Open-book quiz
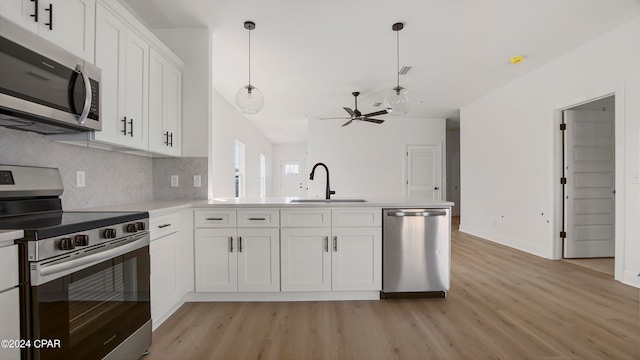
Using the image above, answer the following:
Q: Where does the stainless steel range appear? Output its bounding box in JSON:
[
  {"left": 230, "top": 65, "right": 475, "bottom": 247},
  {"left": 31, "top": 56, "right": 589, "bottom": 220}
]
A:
[{"left": 0, "top": 165, "right": 151, "bottom": 360}]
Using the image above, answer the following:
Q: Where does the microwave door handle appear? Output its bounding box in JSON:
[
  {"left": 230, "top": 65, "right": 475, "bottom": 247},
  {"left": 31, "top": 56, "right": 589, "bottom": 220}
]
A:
[{"left": 74, "top": 64, "right": 92, "bottom": 125}]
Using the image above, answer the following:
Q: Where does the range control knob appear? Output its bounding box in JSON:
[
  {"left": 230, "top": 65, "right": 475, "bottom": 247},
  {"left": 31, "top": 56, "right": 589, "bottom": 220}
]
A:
[
  {"left": 126, "top": 223, "right": 138, "bottom": 233},
  {"left": 59, "top": 237, "right": 75, "bottom": 250},
  {"left": 135, "top": 222, "right": 146, "bottom": 231},
  {"left": 74, "top": 234, "right": 89, "bottom": 246},
  {"left": 104, "top": 228, "right": 117, "bottom": 239}
]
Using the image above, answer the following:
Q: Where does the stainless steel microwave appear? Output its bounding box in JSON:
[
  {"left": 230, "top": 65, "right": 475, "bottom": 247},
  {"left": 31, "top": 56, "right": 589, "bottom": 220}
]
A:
[{"left": 0, "top": 16, "right": 101, "bottom": 135}]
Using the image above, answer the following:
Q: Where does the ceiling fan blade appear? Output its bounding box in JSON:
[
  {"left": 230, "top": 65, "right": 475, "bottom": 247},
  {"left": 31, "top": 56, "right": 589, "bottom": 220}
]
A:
[
  {"left": 341, "top": 120, "right": 353, "bottom": 127},
  {"left": 319, "top": 117, "right": 350, "bottom": 120},
  {"left": 363, "top": 109, "right": 388, "bottom": 117},
  {"left": 362, "top": 118, "right": 385, "bottom": 124},
  {"left": 343, "top": 107, "right": 356, "bottom": 116}
]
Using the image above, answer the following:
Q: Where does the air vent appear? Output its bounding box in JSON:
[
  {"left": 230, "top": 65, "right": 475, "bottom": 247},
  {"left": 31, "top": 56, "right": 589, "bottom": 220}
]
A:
[{"left": 398, "top": 66, "right": 412, "bottom": 75}]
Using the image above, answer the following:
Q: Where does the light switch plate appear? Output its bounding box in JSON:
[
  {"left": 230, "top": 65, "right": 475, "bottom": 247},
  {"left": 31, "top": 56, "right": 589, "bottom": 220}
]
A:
[
  {"left": 193, "top": 175, "right": 201, "bottom": 187},
  {"left": 171, "top": 175, "right": 179, "bottom": 187},
  {"left": 76, "top": 171, "right": 85, "bottom": 188}
]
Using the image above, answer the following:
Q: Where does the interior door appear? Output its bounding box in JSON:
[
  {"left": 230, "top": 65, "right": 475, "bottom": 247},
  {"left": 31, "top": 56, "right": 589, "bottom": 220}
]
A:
[
  {"left": 563, "top": 109, "right": 615, "bottom": 258},
  {"left": 405, "top": 144, "right": 442, "bottom": 200}
]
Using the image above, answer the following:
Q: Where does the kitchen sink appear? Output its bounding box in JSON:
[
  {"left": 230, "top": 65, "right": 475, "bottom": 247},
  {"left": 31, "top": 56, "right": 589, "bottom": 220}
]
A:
[{"left": 289, "top": 199, "right": 367, "bottom": 203}]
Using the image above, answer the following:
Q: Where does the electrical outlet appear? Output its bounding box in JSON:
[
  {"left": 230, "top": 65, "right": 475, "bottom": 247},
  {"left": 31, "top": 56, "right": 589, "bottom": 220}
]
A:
[
  {"left": 76, "top": 171, "right": 85, "bottom": 188},
  {"left": 632, "top": 173, "right": 640, "bottom": 184},
  {"left": 171, "top": 175, "right": 179, "bottom": 187},
  {"left": 193, "top": 175, "right": 201, "bottom": 187}
]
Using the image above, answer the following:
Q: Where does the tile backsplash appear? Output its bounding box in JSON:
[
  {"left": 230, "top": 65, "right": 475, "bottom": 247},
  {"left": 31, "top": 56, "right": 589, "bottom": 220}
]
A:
[
  {"left": 152, "top": 157, "right": 208, "bottom": 200},
  {"left": 0, "top": 127, "right": 208, "bottom": 209}
]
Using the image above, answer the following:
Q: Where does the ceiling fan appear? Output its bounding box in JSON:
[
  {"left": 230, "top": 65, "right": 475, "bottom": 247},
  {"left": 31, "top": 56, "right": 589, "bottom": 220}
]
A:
[{"left": 320, "top": 92, "right": 388, "bottom": 127}]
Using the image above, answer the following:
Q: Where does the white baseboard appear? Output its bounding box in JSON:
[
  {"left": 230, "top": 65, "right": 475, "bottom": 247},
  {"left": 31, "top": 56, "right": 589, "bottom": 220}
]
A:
[
  {"left": 458, "top": 224, "right": 550, "bottom": 259},
  {"left": 622, "top": 270, "right": 640, "bottom": 288},
  {"left": 185, "top": 291, "right": 380, "bottom": 302}
]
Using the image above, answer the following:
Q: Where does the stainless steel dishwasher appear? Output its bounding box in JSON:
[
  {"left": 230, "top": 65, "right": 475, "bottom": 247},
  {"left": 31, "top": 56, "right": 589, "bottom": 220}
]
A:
[{"left": 381, "top": 208, "right": 451, "bottom": 298}]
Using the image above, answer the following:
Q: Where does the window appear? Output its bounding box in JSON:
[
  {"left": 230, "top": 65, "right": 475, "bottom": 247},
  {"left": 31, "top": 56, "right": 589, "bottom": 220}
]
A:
[
  {"left": 234, "top": 141, "right": 245, "bottom": 197},
  {"left": 259, "top": 154, "right": 266, "bottom": 198},
  {"left": 284, "top": 163, "right": 299, "bottom": 176}
]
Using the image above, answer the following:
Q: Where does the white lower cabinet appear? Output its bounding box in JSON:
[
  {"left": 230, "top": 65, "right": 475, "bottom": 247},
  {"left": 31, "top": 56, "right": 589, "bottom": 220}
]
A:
[
  {"left": 194, "top": 227, "right": 280, "bottom": 292},
  {"left": 280, "top": 227, "right": 381, "bottom": 292},
  {"left": 149, "top": 211, "right": 188, "bottom": 329},
  {"left": 0, "top": 244, "right": 19, "bottom": 360},
  {"left": 281, "top": 208, "right": 382, "bottom": 292}
]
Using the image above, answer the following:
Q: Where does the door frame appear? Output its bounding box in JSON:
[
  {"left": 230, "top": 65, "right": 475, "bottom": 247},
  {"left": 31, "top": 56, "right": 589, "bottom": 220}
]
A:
[
  {"left": 553, "top": 85, "right": 625, "bottom": 282},
  {"left": 403, "top": 143, "right": 445, "bottom": 200}
]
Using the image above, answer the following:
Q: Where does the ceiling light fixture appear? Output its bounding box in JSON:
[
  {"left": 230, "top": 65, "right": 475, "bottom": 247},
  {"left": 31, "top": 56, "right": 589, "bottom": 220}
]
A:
[
  {"left": 236, "top": 21, "right": 264, "bottom": 114},
  {"left": 384, "top": 22, "right": 412, "bottom": 115}
]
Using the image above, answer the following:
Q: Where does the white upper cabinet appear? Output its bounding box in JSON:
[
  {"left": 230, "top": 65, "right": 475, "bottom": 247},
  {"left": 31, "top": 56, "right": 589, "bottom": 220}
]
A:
[
  {"left": 93, "top": 3, "right": 148, "bottom": 150},
  {"left": 0, "top": 0, "right": 95, "bottom": 62},
  {"left": 149, "top": 47, "right": 182, "bottom": 156}
]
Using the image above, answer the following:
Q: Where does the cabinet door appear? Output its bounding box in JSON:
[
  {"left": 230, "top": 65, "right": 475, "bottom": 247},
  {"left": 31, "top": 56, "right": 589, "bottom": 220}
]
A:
[
  {"left": 237, "top": 228, "right": 280, "bottom": 292},
  {"left": 0, "top": 0, "right": 40, "bottom": 33},
  {"left": 122, "top": 29, "right": 149, "bottom": 149},
  {"left": 280, "top": 228, "right": 331, "bottom": 292},
  {"left": 0, "top": 288, "right": 20, "bottom": 360},
  {"left": 331, "top": 227, "right": 382, "bottom": 291},
  {"left": 149, "top": 48, "right": 182, "bottom": 156},
  {"left": 94, "top": 4, "right": 127, "bottom": 144},
  {"left": 195, "top": 229, "right": 237, "bottom": 292},
  {"left": 37, "top": 0, "right": 95, "bottom": 62},
  {"left": 150, "top": 232, "right": 180, "bottom": 324}
]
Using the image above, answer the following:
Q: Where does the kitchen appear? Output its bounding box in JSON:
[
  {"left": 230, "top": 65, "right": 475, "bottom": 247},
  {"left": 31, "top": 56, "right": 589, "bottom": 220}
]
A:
[{"left": 0, "top": 0, "right": 639, "bottom": 359}]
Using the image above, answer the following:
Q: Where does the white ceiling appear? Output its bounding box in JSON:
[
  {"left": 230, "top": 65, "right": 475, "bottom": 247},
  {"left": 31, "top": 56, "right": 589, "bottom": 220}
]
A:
[{"left": 121, "top": 0, "right": 639, "bottom": 144}]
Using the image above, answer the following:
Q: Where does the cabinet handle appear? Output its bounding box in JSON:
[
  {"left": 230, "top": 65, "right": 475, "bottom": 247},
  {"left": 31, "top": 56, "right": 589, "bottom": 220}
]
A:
[
  {"left": 30, "top": 0, "right": 38, "bottom": 22},
  {"left": 324, "top": 236, "right": 329, "bottom": 252},
  {"left": 229, "top": 237, "right": 233, "bottom": 253},
  {"left": 44, "top": 3, "right": 52, "bottom": 30},
  {"left": 238, "top": 237, "right": 243, "bottom": 253},
  {"left": 121, "top": 117, "right": 127, "bottom": 135},
  {"left": 206, "top": 217, "right": 223, "bottom": 221},
  {"left": 333, "top": 236, "right": 338, "bottom": 252},
  {"left": 164, "top": 131, "right": 170, "bottom": 146},
  {"left": 128, "top": 118, "right": 134, "bottom": 137},
  {"left": 248, "top": 217, "right": 266, "bottom": 221},
  {"left": 169, "top": 132, "right": 173, "bottom": 147},
  {"left": 158, "top": 224, "right": 171, "bottom": 229}
]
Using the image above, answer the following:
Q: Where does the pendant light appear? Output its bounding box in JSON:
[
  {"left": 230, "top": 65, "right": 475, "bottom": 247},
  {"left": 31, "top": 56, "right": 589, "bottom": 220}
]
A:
[
  {"left": 383, "top": 22, "right": 412, "bottom": 115},
  {"left": 236, "top": 21, "right": 264, "bottom": 114}
]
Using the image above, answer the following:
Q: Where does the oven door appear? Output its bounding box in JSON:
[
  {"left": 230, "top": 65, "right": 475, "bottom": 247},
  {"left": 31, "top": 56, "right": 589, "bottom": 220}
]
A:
[{"left": 27, "top": 236, "right": 150, "bottom": 360}]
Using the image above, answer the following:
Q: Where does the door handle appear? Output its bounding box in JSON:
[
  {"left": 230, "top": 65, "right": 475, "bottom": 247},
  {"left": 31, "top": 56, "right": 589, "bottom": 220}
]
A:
[
  {"left": 229, "top": 237, "right": 234, "bottom": 253},
  {"left": 387, "top": 211, "right": 447, "bottom": 217},
  {"left": 30, "top": 0, "right": 38, "bottom": 22},
  {"left": 333, "top": 236, "right": 337, "bottom": 252},
  {"left": 128, "top": 118, "right": 134, "bottom": 137},
  {"left": 121, "top": 117, "right": 127, "bottom": 135},
  {"left": 434, "top": 187, "right": 440, "bottom": 190},
  {"left": 44, "top": 3, "right": 52, "bottom": 30},
  {"left": 248, "top": 217, "right": 266, "bottom": 221},
  {"left": 324, "top": 236, "right": 328, "bottom": 252},
  {"left": 74, "top": 64, "right": 92, "bottom": 125},
  {"left": 238, "top": 237, "right": 243, "bottom": 253}
]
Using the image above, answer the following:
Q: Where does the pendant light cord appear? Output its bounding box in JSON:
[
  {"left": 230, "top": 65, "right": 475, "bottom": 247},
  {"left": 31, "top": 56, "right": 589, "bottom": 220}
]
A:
[
  {"left": 396, "top": 29, "right": 400, "bottom": 88},
  {"left": 248, "top": 28, "right": 252, "bottom": 87}
]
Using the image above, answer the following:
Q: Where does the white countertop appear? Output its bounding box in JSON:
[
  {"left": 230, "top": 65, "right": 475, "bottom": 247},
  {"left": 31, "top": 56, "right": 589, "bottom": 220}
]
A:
[
  {"left": 75, "top": 197, "right": 453, "bottom": 215},
  {"left": 0, "top": 230, "right": 23, "bottom": 247}
]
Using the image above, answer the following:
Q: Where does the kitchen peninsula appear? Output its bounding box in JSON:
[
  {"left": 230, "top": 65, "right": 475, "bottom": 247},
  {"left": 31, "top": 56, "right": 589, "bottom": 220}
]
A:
[{"left": 82, "top": 198, "right": 453, "bottom": 328}]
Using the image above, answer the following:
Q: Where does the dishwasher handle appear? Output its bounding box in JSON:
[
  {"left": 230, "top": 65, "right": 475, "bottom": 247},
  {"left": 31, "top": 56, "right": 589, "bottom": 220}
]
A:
[{"left": 387, "top": 210, "right": 447, "bottom": 217}]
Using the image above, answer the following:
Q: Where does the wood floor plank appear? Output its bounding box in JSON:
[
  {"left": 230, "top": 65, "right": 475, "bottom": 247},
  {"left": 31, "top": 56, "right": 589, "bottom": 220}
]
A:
[{"left": 146, "top": 223, "right": 639, "bottom": 360}]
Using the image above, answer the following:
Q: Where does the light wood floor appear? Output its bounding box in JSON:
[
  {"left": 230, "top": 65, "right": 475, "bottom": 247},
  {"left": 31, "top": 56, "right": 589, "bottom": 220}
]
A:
[{"left": 147, "top": 221, "right": 639, "bottom": 360}]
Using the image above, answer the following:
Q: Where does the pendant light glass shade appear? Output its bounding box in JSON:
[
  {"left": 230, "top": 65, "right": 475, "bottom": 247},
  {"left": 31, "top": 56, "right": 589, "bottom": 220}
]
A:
[
  {"left": 384, "top": 86, "right": 412, "bottom": 115},
  {"left": 236, "top": 85, "right": 264, "bottom": 114},
  {"left": 236, "top": 21, "right": 263, "bottom": 114},
  {"left": 384, "top": 22, "right": 411, "bottom": 116}
]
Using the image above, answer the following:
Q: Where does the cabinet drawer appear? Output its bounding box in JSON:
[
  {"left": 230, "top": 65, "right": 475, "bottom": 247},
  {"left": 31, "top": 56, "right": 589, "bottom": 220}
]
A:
[
  {"left": 332, "top": 208, "right": 381, "bottom": 227},
  {"left": 194, "top": 210, "right": 237, "bottom": 228},
  {"left": 0, "top": 245, "right": 19, "bottom": 292},
  {"left": 150, "top": 212, "right": 180, "bottom": 240},
  {"left": 281, "top": 209, "right": 331, "bottom": 227},
  {"left": 237, "top": 210, "right": 280, "bottom": 228}
]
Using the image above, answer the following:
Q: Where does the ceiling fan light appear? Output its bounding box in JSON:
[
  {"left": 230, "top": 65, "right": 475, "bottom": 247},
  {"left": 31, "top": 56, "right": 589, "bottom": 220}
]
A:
[
  {"left": 383, "top": 86, "right": 412, "bottom": 115},
  {"left": 236, "top": 84, "right": 264, "bottom": 114}
]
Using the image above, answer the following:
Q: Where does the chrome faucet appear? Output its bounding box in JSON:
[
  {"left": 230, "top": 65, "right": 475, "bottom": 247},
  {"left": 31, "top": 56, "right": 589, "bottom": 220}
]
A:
[{"left": 309, "top": 162, "right": 335, "bottom": 200}]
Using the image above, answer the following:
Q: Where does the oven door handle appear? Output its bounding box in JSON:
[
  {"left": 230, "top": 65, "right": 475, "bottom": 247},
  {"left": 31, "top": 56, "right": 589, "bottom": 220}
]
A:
[{"left": 32, "top": 234, "right": 149, "bottom": 286}]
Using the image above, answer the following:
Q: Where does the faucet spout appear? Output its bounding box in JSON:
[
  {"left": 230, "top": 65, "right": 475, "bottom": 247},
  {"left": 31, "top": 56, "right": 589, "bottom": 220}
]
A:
[{"left": 309, "top": 162, "right": 335, "bottom": 200}]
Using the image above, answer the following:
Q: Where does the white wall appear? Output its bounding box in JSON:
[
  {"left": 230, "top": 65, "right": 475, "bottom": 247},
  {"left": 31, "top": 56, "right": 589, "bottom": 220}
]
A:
[
  {"left": 272, "top": 144, "right": 308, "bottom": 196},
  {"left": 154, "top": 28, "right": 210, "bottom": 157},
  {"left": 460, "top": 18, "right": 640, "bottom": 287},
  {"left": 211, "top": 90, "right": 273, "bottom": 198},
  {"left": 308, "top": 117, "right": 446, "bottom": 198}
]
